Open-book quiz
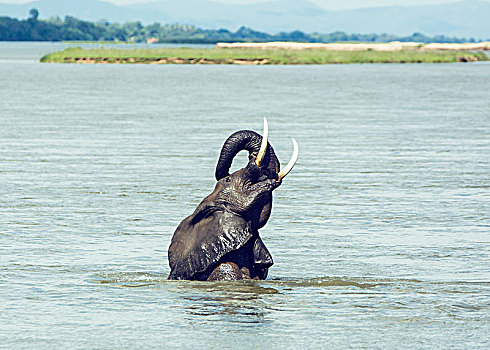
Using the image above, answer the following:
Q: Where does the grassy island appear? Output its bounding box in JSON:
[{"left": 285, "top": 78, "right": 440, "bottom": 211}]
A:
[{"left": 40, "top": 46, "right": 488, "bottom": 65}]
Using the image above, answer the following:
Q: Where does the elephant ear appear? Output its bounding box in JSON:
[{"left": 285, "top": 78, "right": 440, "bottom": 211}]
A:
[
  {"left": 253, "top": 236, "right": 273, "bottom": 267},
  {"left": 168, "top": 208, "right": 253, "bottom": 280},
  {"left": 252, "top": 236, "right": 274, "bottom": 279}
]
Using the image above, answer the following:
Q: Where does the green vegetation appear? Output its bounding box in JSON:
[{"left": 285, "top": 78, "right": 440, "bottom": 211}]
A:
[
  {"left": 1, "top": 9, "right": 485, "bottom": 44},
  {"left": 61, "top": 40, "right": 133, "bottom": 44},
  {"left": 40, "top": 47, "right": 488, "bottom": 65}
]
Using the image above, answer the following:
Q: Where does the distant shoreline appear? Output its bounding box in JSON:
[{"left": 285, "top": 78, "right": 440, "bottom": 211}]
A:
[{"left": 40, "top": 43, "right": 489, "bottom": 65}]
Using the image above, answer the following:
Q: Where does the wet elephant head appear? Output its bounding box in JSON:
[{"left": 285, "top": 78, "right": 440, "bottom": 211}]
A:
[{"left": 168, "top": 119, "right": 298, "bottom": 281}]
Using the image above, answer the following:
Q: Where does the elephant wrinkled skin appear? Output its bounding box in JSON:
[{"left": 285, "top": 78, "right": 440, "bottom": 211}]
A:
[{"left": 168, "top": 120, "right": 298, "bottom": 281}]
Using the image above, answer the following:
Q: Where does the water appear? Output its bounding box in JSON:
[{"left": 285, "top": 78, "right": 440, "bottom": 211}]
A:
[{"left": 1, "top": 42, "right": 489, "bottom": 348}]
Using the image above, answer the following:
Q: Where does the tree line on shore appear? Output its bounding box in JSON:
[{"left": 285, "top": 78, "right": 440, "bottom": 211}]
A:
[{"left": 0, "top": 9, "right": 482, "bottom": 44}]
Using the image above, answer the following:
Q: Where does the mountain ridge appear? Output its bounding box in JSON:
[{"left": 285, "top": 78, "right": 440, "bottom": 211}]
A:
[{"left": 0, "top": 0, "right": 489, "bottom": 38}]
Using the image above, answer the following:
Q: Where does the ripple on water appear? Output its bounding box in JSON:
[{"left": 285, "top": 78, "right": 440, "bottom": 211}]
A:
[
  {"left": 1, "top": 45, "right": 489, "bottom": 348},
  {"left": 92, "top": 272, "right": 489, "bottom": 295}
]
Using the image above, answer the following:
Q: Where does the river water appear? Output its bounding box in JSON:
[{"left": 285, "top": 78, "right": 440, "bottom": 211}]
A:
[{"left": 1, "top": 42, "right": 489, "bottom": 348}]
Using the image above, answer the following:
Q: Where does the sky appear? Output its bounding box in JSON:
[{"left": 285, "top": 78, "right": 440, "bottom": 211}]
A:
[{"left": 0, "top": 0, "right": 476, "bottom": 11}]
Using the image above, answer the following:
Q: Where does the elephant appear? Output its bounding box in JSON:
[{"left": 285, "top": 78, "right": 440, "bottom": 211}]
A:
[{"left": 168, "top": 118, "right": 298, "bottom": 281}]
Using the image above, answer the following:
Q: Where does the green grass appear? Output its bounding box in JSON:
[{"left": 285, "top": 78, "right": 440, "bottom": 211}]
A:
[{"left": 40, "top": 46, "right": 489, "bottom": 64}]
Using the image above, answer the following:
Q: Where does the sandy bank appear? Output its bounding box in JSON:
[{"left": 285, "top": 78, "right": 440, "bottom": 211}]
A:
[
  {"left": 216, "top": 41, "right": 490, "bottom": 51},
  {"left": 422, "top": 42, "right": 490, "bottom": 50},
  {"left": 69, "top": 57, "right": 270, "bottom": 65}
]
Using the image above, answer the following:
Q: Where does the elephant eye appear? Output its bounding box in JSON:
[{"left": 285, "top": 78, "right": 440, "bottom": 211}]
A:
[{"left": 226, "top": 177, "right": 231, "bottom": 182}]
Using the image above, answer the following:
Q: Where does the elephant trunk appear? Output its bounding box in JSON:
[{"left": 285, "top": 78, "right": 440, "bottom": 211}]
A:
[{"left": 215, "top": 130, "right": 280, "bottom": 181}]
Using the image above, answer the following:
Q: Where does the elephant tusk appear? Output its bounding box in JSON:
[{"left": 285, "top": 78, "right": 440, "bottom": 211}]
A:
[
  {"left": 277, "top": 138, "right": 298, "bottom": 181},
  {"left": 255, "top": 117, "right": 269, "bottom": 166}
]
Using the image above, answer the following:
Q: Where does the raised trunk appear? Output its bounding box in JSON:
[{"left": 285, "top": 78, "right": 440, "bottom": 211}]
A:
[
  {"left": 215, "top": 130, "right": 280, "bottom": 230},
  {"left": 215, "top": 130, "right": 280, "bottom": 180}
]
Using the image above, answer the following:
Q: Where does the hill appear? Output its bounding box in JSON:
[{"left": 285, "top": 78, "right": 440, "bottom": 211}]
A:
[{"left": 0, "top": 0, "right": 489, "bottom": 39}]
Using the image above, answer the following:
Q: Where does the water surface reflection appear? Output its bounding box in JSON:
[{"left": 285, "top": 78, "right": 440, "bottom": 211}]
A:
[{"left": 1, "top": 43, "right": 489, "bottom": 348}]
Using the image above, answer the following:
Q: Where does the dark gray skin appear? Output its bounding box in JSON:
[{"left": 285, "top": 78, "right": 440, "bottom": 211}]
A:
[{"left": 168, "top": 130, "right": 281, "bottom": 281}]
